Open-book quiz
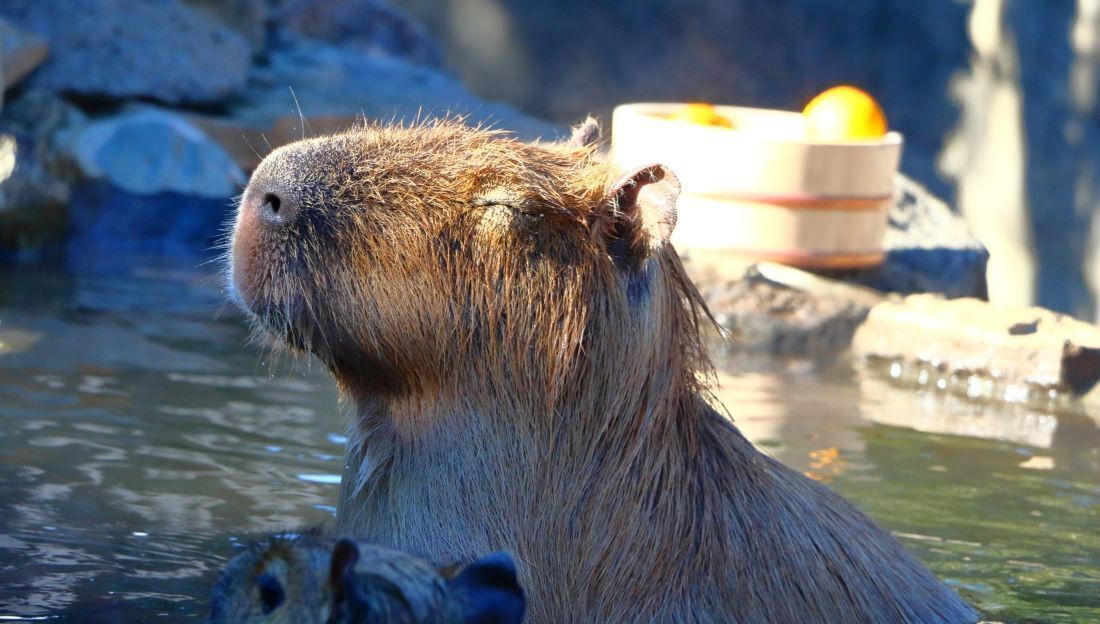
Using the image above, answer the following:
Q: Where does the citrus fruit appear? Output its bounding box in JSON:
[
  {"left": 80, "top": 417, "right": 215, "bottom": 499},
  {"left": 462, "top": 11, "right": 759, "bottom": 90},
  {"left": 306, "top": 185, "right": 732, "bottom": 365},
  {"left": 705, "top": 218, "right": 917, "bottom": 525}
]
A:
[
  {"left": 672, "top": 103, "right": 733, "bottom": 128},
  {"left": 802, "top": 86, "right": 887, "bottom": 140}
]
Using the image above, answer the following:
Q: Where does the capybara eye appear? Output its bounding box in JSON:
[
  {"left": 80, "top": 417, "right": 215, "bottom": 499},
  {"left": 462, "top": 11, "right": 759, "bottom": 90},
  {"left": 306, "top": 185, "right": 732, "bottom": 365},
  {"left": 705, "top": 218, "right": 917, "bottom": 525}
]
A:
[{"left": 256, "top": 573, "right": 285, "bottom": 614}]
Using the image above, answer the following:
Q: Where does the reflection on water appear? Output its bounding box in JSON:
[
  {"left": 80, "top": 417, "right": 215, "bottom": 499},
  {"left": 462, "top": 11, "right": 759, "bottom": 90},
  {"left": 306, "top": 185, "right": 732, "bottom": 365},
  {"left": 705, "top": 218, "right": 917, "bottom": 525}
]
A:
[{"left": 1, "top": 257, "right": 1098, "bottom": 622}]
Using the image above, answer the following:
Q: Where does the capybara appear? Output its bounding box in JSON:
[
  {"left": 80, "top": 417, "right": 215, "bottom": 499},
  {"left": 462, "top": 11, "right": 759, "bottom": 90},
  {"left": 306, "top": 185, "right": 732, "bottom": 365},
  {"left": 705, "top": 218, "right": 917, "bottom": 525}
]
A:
[
  {"left": 207, "top": 531, "right": 524, "bottom": 623},
  {"left": 228, "top": 118, "right": 978, "bottom": 623}
]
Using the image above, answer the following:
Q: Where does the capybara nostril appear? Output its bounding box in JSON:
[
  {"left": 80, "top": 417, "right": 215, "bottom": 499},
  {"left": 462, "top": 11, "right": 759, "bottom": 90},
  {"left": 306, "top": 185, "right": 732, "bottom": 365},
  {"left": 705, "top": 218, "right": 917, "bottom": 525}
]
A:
[
  {"left": 258, "top": 190, "right": 297, "bottom": 225},
  {"left": 263, "top": 193, "right": 281, "bottom": 215}
]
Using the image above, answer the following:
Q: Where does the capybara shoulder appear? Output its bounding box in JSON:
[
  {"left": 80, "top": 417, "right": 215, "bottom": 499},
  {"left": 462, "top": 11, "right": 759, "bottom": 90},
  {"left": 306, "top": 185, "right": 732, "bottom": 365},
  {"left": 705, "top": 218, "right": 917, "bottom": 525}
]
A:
[
  {"left": 228, "top": 119, "right": 977, "bottom": 623},
  {"left": 207, "top": 532, "right": 524, "bottom": 624}
]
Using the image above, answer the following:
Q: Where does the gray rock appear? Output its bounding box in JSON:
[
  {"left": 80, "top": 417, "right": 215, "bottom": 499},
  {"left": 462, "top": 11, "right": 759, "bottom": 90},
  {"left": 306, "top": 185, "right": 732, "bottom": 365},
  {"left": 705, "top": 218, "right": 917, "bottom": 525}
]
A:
[
  {"left": 695, "top": 265, "right": 873, "bottom": 357},
  {"left": 0, "top": 0, "right": 251, "bottom": 105},
  {"left": 853, "top": 294, "right": 1100, "bottom": 397},
  {"left": 182, "top": 0, "right": 268, "bottom": 56},
  {"left": 65, "top": 107, "right": 245, "bottom": 199},
  {"left": 195, "top": 41, "right": 561, "bottom": 171},
  {"left": 271, "top": 0, "right": 442, "bottom": 67},
  {"left": 0, "top": 17, "right": 49, "bottom": 91},
  {"left": 0, "top": 132, "right": 71, "bottom": 254}
]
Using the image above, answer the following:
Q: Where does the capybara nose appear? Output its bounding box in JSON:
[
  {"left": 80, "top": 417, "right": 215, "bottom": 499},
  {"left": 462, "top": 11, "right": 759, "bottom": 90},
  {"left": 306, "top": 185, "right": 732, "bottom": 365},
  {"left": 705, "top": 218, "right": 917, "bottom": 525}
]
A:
[{"left": 248, "top": 188, "right": 298, "bottom": 226}]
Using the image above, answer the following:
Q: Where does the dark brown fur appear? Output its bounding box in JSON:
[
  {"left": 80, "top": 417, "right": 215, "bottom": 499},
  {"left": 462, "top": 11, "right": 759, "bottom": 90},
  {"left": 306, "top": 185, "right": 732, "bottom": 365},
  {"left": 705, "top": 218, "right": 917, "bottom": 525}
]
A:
[{"left": 229, "top": 119, "right": 978, "bottom": 623}]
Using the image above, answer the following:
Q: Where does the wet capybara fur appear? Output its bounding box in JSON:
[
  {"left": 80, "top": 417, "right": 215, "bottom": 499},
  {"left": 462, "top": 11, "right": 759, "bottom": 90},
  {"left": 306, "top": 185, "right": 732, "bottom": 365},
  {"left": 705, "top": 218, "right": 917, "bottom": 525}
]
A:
[
  {"left": 207, "top": 531, "right": 524, "bottom": 624},
  {"left": 228, "top": 118, "right": 978, "bottom": 623}
]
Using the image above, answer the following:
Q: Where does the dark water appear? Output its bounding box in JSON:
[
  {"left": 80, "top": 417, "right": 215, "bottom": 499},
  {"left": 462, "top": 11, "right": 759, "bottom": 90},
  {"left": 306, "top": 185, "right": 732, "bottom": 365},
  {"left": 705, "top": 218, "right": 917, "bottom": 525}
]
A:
[{"left": 0, "top": 257, "right": 1097, "bottom": 623}]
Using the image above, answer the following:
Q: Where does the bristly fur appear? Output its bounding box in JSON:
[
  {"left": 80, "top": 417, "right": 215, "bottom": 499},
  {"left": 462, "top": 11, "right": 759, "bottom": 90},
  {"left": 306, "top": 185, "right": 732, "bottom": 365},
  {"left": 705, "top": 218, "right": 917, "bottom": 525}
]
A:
[{"left": 227, "top": 118, "right": 978, "bottom": 623}]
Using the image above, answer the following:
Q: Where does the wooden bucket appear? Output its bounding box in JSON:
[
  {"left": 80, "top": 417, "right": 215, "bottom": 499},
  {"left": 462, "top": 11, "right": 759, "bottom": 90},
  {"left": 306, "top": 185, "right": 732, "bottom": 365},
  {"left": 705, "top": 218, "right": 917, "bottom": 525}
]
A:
[{"left": 610, "top": 103, "right": 903, "bottom": 269}]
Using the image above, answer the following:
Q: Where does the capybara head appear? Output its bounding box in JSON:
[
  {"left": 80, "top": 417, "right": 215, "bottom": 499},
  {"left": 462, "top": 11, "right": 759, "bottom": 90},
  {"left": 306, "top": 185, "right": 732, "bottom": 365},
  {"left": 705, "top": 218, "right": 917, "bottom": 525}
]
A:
[
  {"left": 207, "top": 533, "right": 524, "bottom": 624},
  {"left": 228, "top": 118, "right": 709, "bottom": 404}
]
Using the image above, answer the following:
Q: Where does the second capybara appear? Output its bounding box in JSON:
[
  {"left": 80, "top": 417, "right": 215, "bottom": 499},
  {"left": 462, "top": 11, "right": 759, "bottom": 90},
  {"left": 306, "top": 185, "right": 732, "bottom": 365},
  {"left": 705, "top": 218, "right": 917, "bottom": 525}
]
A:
[
  {"left": 228, "top": 118, "right": 978, "bottom": 623},
  {"left": 207, "top": 531, "right": 524, "bottom": 623}
]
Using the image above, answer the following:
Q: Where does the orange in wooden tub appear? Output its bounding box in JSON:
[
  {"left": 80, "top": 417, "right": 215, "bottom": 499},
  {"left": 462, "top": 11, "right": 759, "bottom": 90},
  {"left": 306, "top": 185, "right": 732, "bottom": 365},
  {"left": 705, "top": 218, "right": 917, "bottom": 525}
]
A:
[
  {"left": 610, "top": 90, "right": 903, "bottom": 271},
  {"left": 802, "top": 86, "right": 888, "bottom": 140}
]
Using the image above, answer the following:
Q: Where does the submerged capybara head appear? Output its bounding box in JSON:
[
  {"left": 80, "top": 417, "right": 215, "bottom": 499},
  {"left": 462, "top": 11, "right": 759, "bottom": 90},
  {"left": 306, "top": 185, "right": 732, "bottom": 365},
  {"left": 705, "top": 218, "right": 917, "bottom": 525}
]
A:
[
  {"left": 207, "top": 533, "right": 524, "bottom": 624},
  {"left": 228, "top": 119, "right": 708, "bottom": 401}
]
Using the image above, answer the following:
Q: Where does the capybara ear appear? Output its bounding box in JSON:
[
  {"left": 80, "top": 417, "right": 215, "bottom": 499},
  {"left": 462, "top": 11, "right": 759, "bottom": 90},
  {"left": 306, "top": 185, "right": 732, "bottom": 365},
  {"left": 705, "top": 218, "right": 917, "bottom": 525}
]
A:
[
  {"left": 598, "top": 164, "right": 680, "bottom": 266},
  {"left": 328, "top": 539, "right": 366, "bottom": 623},
  {"left": 447, "top": 552, "right": 525, "bottom": 624},
  {"left": 329, "top": 538, "right": 361, "bottom": 589},
  {"left": 566, "top": 116, "right": 601, "bottom": 149}
]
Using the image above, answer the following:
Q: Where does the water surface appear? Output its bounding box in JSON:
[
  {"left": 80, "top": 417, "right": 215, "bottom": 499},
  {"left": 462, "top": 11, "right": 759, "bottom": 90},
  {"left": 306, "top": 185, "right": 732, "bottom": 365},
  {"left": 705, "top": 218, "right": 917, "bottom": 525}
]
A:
[{"left": 0, "top": 256, "right": 1096, "bottom": 623}]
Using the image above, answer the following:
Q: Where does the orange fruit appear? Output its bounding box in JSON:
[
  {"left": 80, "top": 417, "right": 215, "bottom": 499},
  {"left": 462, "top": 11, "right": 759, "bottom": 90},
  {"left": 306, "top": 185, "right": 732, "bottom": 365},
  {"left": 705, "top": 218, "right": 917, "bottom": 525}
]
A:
[
  {"left": 802, "top": 86, "right": 887, "bottom": 140},
  {"left": 672, "top": 103, "right": 733, "bottom": 128}
]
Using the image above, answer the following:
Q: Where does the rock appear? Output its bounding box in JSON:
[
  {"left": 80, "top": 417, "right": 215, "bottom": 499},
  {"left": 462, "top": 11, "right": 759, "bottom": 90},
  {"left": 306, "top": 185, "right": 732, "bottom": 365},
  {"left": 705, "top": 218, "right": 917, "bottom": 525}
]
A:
[
  {"left": 272, "top": 0, "right": 442, "bottom": 67},
  {"left": 822, "top": 175, "right": 990, "bottom": 299},
  {"left": 182, "top": 0, "right": 268, "bottom": 55},
  {"left": 0, "top": 90, "right": 85, "bottom": 257},
  {"left": 0, "top": 17, "right": 49, "bottom": 91},
  {"left": 0, "top": 0, "right": 251, "bottom": 105},
  {"left": 48, "top": 106, "right": 246, "bottom": 251},
  {"left": 194, "top": 42, "right": 562, "bottom": 171},
  {"left": 852, "top": 294, "right": 1100, "bottom": 396},
  {"left": 65, "top": 107, "right": 245, "bottom": 199},
  {"left": 0, "top": 132, "right": 71, "bottom": 256},
  {"left": 67, "top": 181, "right": 235, "bottom": 252},
  {"left": 696, "top": 264, "right": 874, "bottom": 357}
]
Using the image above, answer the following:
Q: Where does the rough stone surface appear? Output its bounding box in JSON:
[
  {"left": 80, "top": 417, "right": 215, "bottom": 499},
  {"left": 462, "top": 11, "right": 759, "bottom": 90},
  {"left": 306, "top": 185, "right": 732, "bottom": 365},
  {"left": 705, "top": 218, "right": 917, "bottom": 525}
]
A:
[
  {"left": 853, "top": 294, "right": 1100, "bottom": 396},
  {"left": 0, "top": 0, "right": 251, "bottom": 105},
  {"left": 197, "top": 42, "right": 561, "bottom": 170},
  {"left": 65, "top": 107, "right": 245, "bottom": 199},
  {"left": 0, "top": 91, "right": 83, "bottom": 256},
  {"left": 67, "top": 181, "right": 234, "bottom": 252},
  {"left": 695, "top": 265, "right": 873, "bottom": 356},
  {"left": 824, "top": 175, "right": 990, "bottom": 299},
  {"left": 182, "top": 0, "right": 268, "bottom": 55},
  {"left": 0, "top": 132, "right": 70, "bottom": 254},
  {"left": 0, "top": 17, "right": 49, "bottom": 91},
  {"left": 271, "top": 0, "right": 442, "bottom": 67}
]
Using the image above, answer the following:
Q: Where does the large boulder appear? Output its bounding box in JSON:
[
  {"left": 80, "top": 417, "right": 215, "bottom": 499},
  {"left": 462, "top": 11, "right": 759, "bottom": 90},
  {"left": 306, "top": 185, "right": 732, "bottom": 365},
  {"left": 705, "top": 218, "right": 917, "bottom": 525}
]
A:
[
  {"left": 66, "top": 107, "right": 245, "bottom": 199},
  {"left": 0, "top": 0, "right": 251, "bottom": 105},
  {"left": 58, "top": 106, "right": 245, "bottom": 251}
]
